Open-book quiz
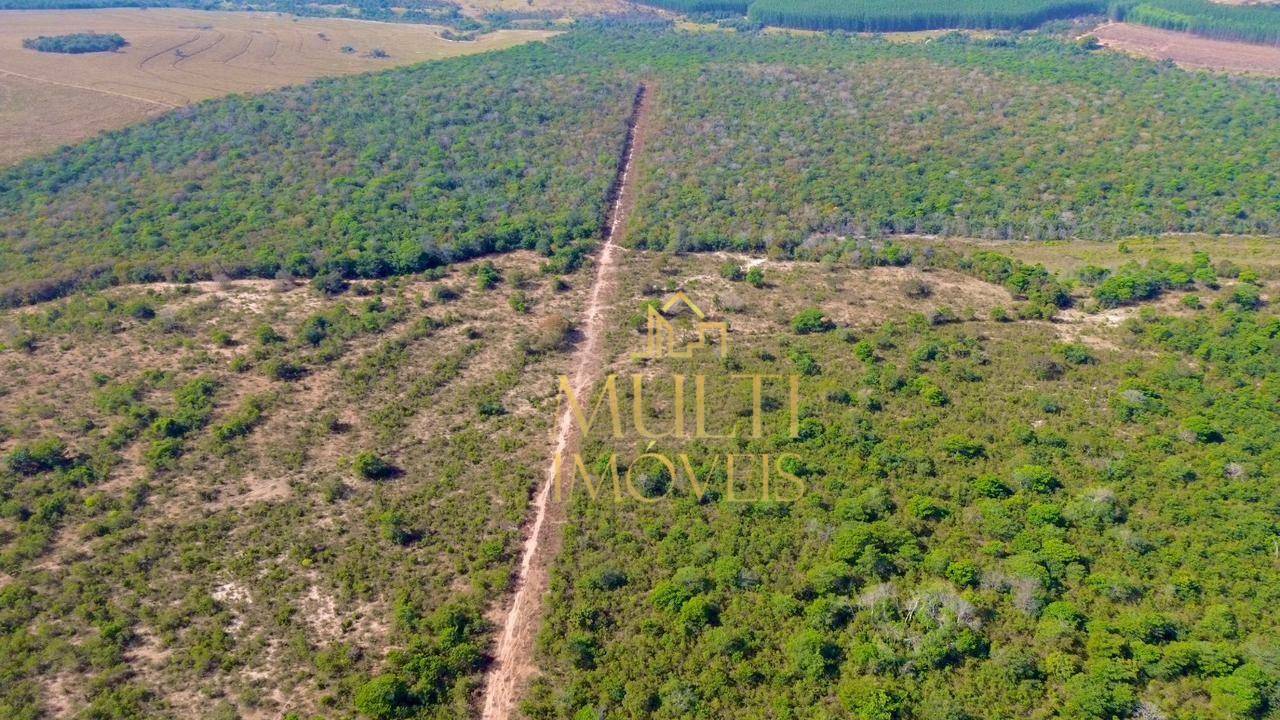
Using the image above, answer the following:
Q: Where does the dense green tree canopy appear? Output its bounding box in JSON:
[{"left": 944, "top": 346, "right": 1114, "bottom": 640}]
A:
[{"left": 4, "top": 25, "right": 1280, "bottom": 305}]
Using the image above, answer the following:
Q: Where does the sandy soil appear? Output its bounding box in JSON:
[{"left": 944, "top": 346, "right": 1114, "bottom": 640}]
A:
[
  {"left": 0, "top": 8, "right": 554, "bottom": 165},
  {"left": 1089, "top": 22, "right": 1280, "bottom": 76},
  {"left": 478, "top": 84, "right": 651, "bottom": 720}
]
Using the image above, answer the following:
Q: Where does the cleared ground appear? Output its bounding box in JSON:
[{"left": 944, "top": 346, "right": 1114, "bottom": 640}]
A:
[
  {"left": 0, "top": 8, "right": 553, "bottom": 165},
  {"left": 1090, "top": 21, "right": 1280, "bottom": 76},
  {"left": 456, "top": 0, "right": 629, "bottom": 18},
  {"left": 936, "top": 234, "right": 1280, "bottom": 277}
]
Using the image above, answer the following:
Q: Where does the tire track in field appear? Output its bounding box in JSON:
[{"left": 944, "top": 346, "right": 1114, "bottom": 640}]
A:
[
  {"left": 138, "top": 31, "right": 241, "bottom": 98},
  {"left": 137, "top": 32, "right": 201, "bottom": 70},
  {"left": 134, "top": 32, "right": 203, "bottom": 103},
  {"left": 221, "top": 33, "right": 254, "bottom": 66},
  {"left": 173, "top": 30, "right": 225, "bottom": 66},
  {"left": 477, "top": 83, "right": 651, "bottom": 720},
  {"left": 0, "top": 67, "right": 178, "bottom": 109}
]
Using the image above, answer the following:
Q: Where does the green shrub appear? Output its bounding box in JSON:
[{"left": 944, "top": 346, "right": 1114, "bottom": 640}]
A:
[
  {"left": 719, "top": 262, "right": 745, "bottom": 281},
  {"left": 941, "top": 435, "right": 985, "bottom": 459},
  {"left": 973, "top": 474, "right": 1012, "bottom": 498},
  {"left": 473, "top": 261, "right": 502, "bottom": 290},
  {"left": 792, "top": 308, "right": 834, "bottom": 334},
  {"left": 263, "top": 359, "right": 305, "bottom": 381},
  {"left": 1013, "top": 465, "right": 1059, "bottom": 493},
  {"left": 212, "top": 397, "right": 267, "bottom": 443},
  {"left": 7, "top": 437, "right": 70, "bottom": 475},
  {"left": 255, "top": 324, "right": 285, "bottom": 345},
  {"left": 353, "top": 452, "right": 395, "bottom": 480},
  {"left": 311, "top": 271, "right": 350, "bottom": 295},
  {"left": 509, "top": 291, "right": 530, "bottom": 313},
  {"left": 354, "top": 675, "right": 415, "bottom": 720},
  {"left": 901, "top": 278, "right": 932, "bottom": 299}
]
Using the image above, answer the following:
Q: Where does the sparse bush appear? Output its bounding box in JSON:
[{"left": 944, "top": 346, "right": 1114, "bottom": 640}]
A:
[
  {"left": 311, "top": 272, "right": 349, "bottom": 296},
  {"left": 719, "top": 262, "right": 745, "bottom": 281},
  {"left": 1029, "top": 357, "right": 1065, "bottom": 380},
  {"left": 1013, "top": 464, "right": 1060, "bottom": 493},
  {"left": 255, "top": 324, "right": 285, "bottom": 346},
  {"left": 353, "top": 452, "right": 395, "bottom": 481},
  {"left": 262, "top": 358, "right": 305, "bottom": 381},
  {"left": 902, "top": 278, "right": 932, "bottom": 299},
  {"left": 792, "top": 308, "right": 834, "bottom": 334},
  {"left": 7, "top": 437, "right": 70, "bottom": 475},
  {"left": 525, "top": 314, "right": 572, "bottom": 354},
  {"left": 509, "top": 291, "right": 530, "bottom": 314},
  {"left": 473, "top": 261, "right": 502, "bottom": 290}
]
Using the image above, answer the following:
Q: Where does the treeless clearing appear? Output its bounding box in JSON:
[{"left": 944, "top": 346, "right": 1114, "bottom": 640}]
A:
[
  {"left": 1089, "top": 22, "right": 1280, "bottom": 76},
  {"left": 934, "top": 234, "right": 1280, "bottom": 276},
  {"left": 455, "top": 0, "right": 629, "bottom": 18},
  {"left": 0, "top": 8, "right": 554, "bottom": 165}
]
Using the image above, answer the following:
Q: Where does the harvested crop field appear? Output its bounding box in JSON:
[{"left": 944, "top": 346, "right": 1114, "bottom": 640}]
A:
[
  {"left": 1089, "top": 22, "right": 1280, "bottom": 76},
  {"left": 0, "top": 8, "right": 553, "bottom": 165}
]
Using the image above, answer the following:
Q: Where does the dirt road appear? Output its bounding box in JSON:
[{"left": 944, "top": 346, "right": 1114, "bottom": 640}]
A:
[{"left": 477, "top": 83, "right": 650, "bottom": 720}]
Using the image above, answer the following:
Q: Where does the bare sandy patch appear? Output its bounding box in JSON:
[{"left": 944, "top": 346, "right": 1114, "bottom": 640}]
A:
[{"left": 1089, "top": 22, "right": 1280, "bottom": 76}]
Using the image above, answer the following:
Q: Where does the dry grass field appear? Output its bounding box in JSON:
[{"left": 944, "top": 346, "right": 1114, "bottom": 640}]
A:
[
  {"left": 0, "top": 8, "right": 554, "bottom": 165},
  {"left": 935, "top": 234, "right": 1280, "bottom": 277},
  {"left": 1089, "top": 21, "right": 1280, "bottom": 76}
]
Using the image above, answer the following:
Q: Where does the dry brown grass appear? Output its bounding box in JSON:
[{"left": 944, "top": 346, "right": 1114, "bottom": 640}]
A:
[
  {"left": 932, "top": 234, "right": 1280, "bottom": 277},
  {"left": 0, "top": 8, "right": 555, "bottom": 165},
  {"left": 1088, "top": 22, "right": 1280, "bottom": 76}
]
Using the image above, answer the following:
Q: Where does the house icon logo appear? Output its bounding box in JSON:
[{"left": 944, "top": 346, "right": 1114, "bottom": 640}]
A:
[{"left": 633, "top": 291, "right": 729, "bottom": 360}]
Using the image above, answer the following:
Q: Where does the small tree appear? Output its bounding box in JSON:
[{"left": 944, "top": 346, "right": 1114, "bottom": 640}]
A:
[{"left": 354, "top": 675, "right": 414, "bottom": 719}]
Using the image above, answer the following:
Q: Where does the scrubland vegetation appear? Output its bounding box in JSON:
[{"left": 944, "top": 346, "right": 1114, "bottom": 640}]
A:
[
  {"left": 2, "top": 14, "right": 1280, "bottom": 720},
  {"left": 623, "top": 32, "right": 1280, "bottom": 250},
  {"left": 0, "top": 254, "right": 590, "bottom": 718},
  {"left": 526, "top": 246, "right": 1280, "bottom": 720},
  {"left": 5, "top": 26, "right": 1280, "bottom": 308},
  {"left": 0, "top": 39, "right": 635, "bottom": 306}
]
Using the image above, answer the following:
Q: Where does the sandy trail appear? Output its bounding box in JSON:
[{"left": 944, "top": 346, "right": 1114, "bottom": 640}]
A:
[{"left": 478, "top": 83, "right": 650, "bottom": 720}]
